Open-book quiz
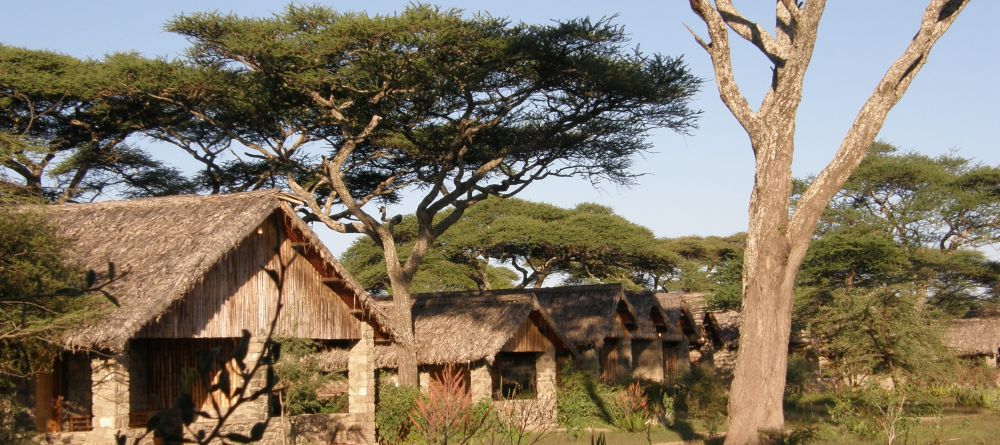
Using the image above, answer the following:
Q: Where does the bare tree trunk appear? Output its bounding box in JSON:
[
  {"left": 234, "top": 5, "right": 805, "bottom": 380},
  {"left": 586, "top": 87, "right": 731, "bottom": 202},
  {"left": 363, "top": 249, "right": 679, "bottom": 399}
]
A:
[
  {"left": 684, "top": 2, "right": 970, "bottom": 443},
  {"left": 725, "top": 129, "right": 797, "bottom": 442},
  {"left": 383, "top": 244, "right": 420, "bottom": 387}
]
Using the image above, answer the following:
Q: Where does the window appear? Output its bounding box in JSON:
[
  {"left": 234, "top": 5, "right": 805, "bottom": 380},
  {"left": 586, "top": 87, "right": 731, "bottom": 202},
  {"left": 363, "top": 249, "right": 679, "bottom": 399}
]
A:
[{"left": 491, "top": 352, "right": 537, "bottom": 399}]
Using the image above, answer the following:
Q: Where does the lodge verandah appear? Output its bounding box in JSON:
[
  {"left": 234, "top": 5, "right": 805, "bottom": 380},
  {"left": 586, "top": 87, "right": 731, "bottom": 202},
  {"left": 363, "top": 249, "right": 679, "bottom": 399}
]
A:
[{"left": 34, "top": 331, "right": 377, "bottom": 444}]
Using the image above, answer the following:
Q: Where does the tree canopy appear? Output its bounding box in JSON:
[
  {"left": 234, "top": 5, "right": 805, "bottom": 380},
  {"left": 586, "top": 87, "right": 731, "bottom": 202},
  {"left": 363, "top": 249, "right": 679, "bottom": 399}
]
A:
[
  {"left": 342, "top": 197, "right": 680, "bottom": 293},
  {"left": 0, "top": 46, "right": 197, "bottom": 202},
  {"left": 141, "top": 4, "right": 700, "bottom": 385}
]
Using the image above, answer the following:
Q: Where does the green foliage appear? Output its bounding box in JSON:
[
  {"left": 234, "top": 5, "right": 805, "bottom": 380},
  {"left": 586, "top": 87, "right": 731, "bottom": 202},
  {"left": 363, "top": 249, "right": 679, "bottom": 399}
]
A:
[
  {"left": 0, "top": 46, "right": 198, "bottom": 201},
  {"left": 785, "top": 353, "right": 818, "bottom": 403},
  {"left": 0, "top": 380, "right": 32, "bottom": 445},
  {"left": 0, "top": 201, "right": 108, "bottom": 378},
  {"left": 375, "top": 376, "right": 422, "bottom": 445},
  {"left": 555, "top": 362, "right": 618, "bottom": 433},
  {"left": 609, "top": 382, "right": 653, "bottom": 432},
  {"left": 674, "top": 364, "right": 728, "bottom": 437},
  {"left": 343, "top": 198, "right": 680, "bottom": 293},
  {"left": 811, "top": 142, "right": 1000, "bottom": 315},
  {"left": 805, "top": 287, "right": 955, "bottom": 385},
  {"left": 828, "top": 385, "right": 926, "bottom": 445},
  {"left": 273, "top": 338, "right": 347, "bottom": 415}
]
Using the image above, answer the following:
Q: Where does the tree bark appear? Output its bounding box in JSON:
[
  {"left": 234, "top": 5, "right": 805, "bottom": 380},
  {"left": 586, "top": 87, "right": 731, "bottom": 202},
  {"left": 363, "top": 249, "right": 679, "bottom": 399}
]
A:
[{"left": 684, "top": 2, "right": 970, "bottom": 443}]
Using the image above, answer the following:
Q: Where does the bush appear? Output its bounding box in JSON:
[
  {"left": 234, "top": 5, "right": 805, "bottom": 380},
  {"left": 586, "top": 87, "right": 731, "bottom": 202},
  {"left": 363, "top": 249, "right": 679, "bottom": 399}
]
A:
[
  {"left": 829, "top": 385, "right": 929, "bottom": 445},
  {"left": 375, "top": 375, "right": 422, "bottom": 445},
  {"left": 410, "top": 365, "right": 492, "bottom": 445},
  {"left": 785, "top": 354, "right": 818, "bottom": 402},
  {"left": 273, "top": 338, "right": 347, "bottom": 415},
  {"left": 674, "top": 364, "right": 728, "bottom": 437},
  {"left": 555, "top": 361, "right": 617, "bottom": 433},
  {"left": 0, "top": 382, "right": 32, "bottom": 445},
  {"left": 952, "top": 386, "right": 991, "bottom": 408},
  {"left": 609, "top": 381, "right": 653, "bottom": 432}
]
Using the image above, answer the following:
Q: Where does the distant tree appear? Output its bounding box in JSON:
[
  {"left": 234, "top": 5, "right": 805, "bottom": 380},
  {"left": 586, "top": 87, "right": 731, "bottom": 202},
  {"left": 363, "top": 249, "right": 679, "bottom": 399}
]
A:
[
  {"left": 150, "top": 5, "right": 700, "bottom": 386},
  {"left": 806, "top": 144, "right": 1000, "bottom": 315},
  {"left": 657, "top": 234, "right": 744, "bottom": 294},
  {"left": 686, "top": 1, "right": 970, "bottom": 441},
  {"left": 342, "top": 197, "right": 677, "bottom": 292},
  {"left": 0, "top": 195, "right": 114, "bottom": 441},
  {"left": 0, "top": 47, "right": 196, "bottom": 202}
]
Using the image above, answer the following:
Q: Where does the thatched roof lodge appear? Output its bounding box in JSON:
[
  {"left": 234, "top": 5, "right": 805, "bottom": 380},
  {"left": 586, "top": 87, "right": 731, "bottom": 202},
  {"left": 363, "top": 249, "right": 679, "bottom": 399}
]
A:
[
  {"left": 355, "top": 293, "right": 575, "bottom": 428},
  {"left": 660, "top": 292, "right": 741, "bottom": 370},
  {"left": 467, "top": 284, "right": 642, "bottom": 382},
  {"left": 944, "top": 318, "right": 1000, "bottom": 364},
  {"left": 31, "top": 191, "right": 387, "bottom": 445}
]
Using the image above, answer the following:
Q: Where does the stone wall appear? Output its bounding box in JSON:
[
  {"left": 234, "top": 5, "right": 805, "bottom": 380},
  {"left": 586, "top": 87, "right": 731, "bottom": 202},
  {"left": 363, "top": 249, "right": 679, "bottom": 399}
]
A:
[
  {"left": 470, "top": 361, "right": 492, "bottom": 400},
  {"left": 45, "top": 326, "right": 378, "bottom": 445},
  {"left": 89, "top": 353, "right": 130, "bottom": 441},
  {"left": 631, "top": 340, "right": 663, "bottom": 382}
]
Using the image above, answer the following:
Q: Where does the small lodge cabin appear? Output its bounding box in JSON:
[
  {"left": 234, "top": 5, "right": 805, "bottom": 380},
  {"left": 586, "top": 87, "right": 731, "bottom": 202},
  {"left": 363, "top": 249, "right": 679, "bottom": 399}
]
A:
[
  {"left": 944, "top": 318, "right": 1000, "bottom": 368},
  {"left": 525, "top": 284, "right": 642, "bottom": 383},
  {"left": 630, "top": 292, "right": 701, "bottom": 379},
  {"left": 30, "top": 191, "right": 390, "bottom": 445},
  {"left": 323, "top": 293, "right": 576, "bottom": 428},
  {"left": 670, "top": 292, "right": 741, "bottom": 371},
  {"left": 622, "top": 291, "right": 677, "bottom": 381}
]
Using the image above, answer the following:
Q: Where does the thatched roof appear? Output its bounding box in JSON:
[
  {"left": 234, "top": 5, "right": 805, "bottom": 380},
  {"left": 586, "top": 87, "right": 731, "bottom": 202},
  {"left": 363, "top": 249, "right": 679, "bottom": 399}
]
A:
[
  {"left": 944, "top": 318, "right": 1000, "bottom": 356},
  {"left": 658, "top": 292, "right": 708, "bottom": 342},
  {"left": 706, "top": 311, "right": 741, "bottom": 350},
  {"left": 409, "top": 284, "right": 640, "bottom": 347},
  {"left": 345, "top": 293, "right": 576, "bottom": 368},
  {"left": 42, "top": 190, "right": 390, "bottom": 351},
  {"left": 626, "top": 291, "right": 682, "bottom": 341},
  {"left": 527, "top": 284, "right": 641, "bottom": 346}
]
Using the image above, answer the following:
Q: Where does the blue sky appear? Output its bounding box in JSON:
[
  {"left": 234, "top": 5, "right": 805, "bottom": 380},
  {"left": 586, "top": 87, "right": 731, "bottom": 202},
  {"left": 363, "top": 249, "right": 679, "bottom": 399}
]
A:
[{"left": 2, "top": 1, "right": 997, "bottom": 254}]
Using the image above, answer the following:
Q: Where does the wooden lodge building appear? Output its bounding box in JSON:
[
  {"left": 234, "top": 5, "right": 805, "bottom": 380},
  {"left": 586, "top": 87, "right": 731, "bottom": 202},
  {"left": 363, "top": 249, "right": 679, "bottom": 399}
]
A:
[
  {"left": 944, "top": 318, "right": 1000, "bottom": 367},
  {"left": 323, "top": 293, "right": 577, "bottom": 427},
  {"left": 430, "top": 284, "right": 701, "bottom": 383},
  {"left": 628, "top": 291, "right": 701, "bottom": 380},
  {"left": 30, "top": 191, "right": 390, "bottom": 444}
]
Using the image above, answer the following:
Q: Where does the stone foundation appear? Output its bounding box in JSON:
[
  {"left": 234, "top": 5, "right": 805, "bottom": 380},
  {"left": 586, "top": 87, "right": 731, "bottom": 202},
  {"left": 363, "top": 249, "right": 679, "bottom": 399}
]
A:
[{"left": 43, "top": 328, "right": 378, "bottom": 445}]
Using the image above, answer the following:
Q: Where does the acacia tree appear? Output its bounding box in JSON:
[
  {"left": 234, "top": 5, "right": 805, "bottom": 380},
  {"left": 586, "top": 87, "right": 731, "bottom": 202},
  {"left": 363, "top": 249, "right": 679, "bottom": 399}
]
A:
[
  {"left": 685, "top": 1, "right": 970, "bottom": 442},
  {"left": 153, "top": 5, "right": 699, "bottom": 386},
  {"left": 343, "top": 198, "right": 679, "bottom": 292},
  {"left": 0, "top": 47, "right": 195, "bottom": 202}
]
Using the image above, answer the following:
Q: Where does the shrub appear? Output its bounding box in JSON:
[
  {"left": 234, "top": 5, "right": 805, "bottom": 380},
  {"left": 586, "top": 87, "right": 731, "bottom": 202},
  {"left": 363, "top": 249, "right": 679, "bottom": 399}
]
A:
[
  {"left": 829, "top": 385, "right": 926, "bottom": 445},
  {"left": 273, "top": 338, "right": 347, "bottom": 415},
  {"left": 952, "top": 386, "right": 990, "bottom": 408},
  {"left": 609, "top": 381, "right": 653, "bottom": 432},
  {"left": 675, "top": 364, "right": 728, "bottom": 437},
  {"left": 411, "top": 365, "right": 492, "bottom": 445},
  {"left": 785, "top": 353, "right": 818, "bottom": 402},
  {"left": 555, "top": 361, "right": 617, "bottom": 433},
  {"left": 376, "top": 375, "right": 422, "bottom": 445}
]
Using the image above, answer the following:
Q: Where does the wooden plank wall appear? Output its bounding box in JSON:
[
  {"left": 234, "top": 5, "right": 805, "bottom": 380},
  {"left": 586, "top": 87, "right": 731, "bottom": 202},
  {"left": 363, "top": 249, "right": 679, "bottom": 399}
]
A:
[
  {"left": 137, "top": 214, "right": 361, "bottom": 340},
  {"left": 133, "top": 339, "right": 239, "bottom": 414},
  {"left": 501, "top": 314, "right": 550, "bottom": 353}
]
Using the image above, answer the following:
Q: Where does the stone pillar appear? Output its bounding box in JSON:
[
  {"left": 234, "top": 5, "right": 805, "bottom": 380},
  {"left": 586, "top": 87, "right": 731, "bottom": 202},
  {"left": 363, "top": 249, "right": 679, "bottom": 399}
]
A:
[
  {"left": 469, "top": 362, "right": 492, "bottom": 401},
  {"left": 229, "top": 337, "right": 269, "bottom": 424},
  {"left": 418, "top": 370, "right": 431, "bottom": 395},
  {"left": 617, "top": 337, "right": 633, "bottom": 382},
  {"left": 536, "top": 345, "right": 558, "bottom": 427},
  {"left": 90, "top": 353, "right": 130, "bottom": 438},
  {"left": 348, "top": 323, "right": 376, "bottom": 415}
]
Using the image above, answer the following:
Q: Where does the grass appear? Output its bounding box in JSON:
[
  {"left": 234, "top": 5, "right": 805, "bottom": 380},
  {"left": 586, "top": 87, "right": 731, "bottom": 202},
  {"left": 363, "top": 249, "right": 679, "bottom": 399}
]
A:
[{"left": 531, "top": 395, "right": 1000, "bottom": 445}]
